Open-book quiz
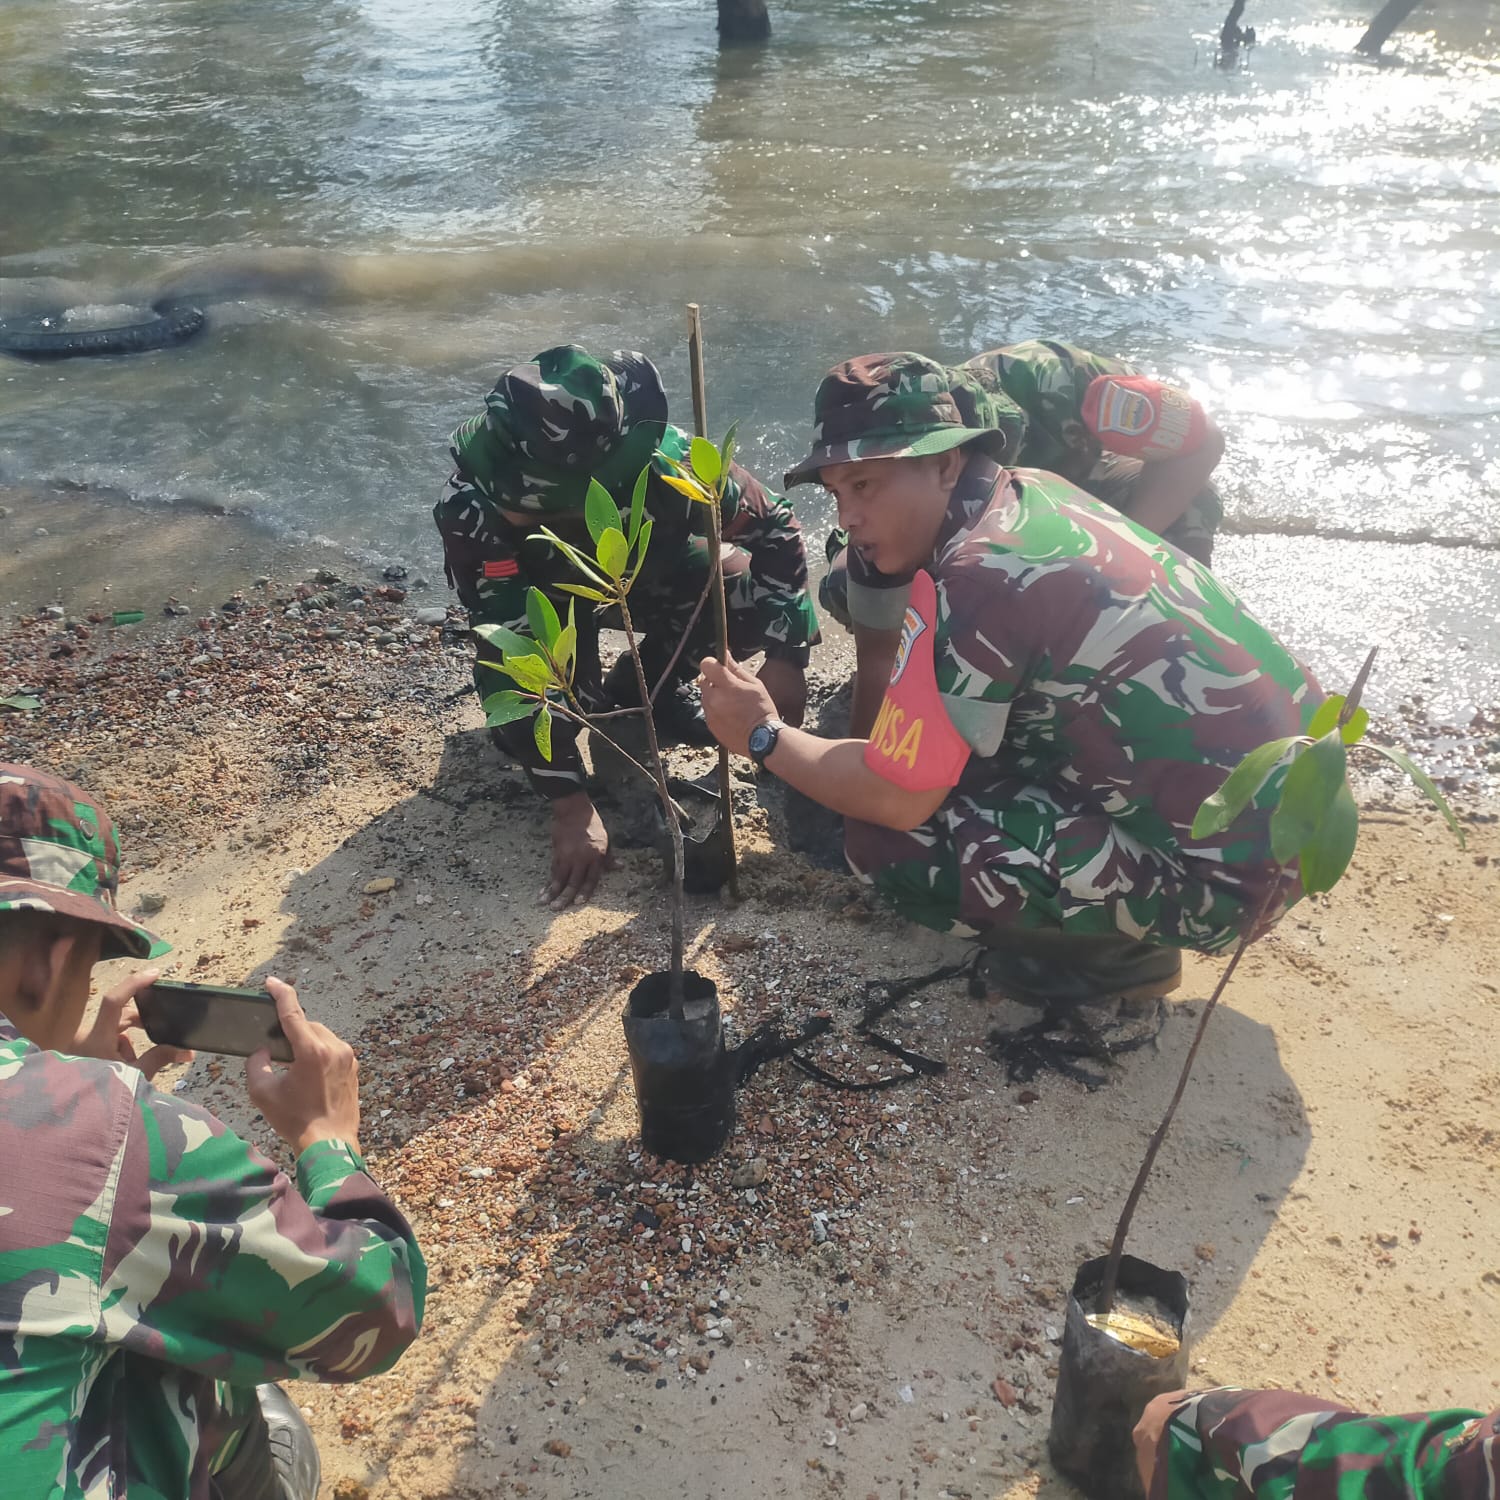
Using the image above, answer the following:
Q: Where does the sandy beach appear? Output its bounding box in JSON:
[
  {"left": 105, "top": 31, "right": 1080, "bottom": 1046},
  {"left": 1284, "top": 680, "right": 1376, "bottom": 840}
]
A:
[{"left": 2, "top": 483, "right": 1498, "bottom": 1500}]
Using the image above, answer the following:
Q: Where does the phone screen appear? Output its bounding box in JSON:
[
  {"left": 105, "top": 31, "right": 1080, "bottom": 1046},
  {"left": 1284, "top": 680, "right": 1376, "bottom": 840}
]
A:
[{"left": 136, "top": 982, "right": 294, "bottom": 1062}]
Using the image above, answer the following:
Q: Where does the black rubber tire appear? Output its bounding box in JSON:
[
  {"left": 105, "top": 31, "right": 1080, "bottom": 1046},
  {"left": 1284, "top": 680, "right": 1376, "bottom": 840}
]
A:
[{"left": 0, "top": 299, "right": 206, "bottom": 360}]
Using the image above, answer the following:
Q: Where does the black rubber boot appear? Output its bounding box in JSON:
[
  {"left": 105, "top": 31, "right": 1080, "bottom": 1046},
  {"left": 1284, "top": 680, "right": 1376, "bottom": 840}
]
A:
[
  {"left": 601, "top": 654, "right": 715, "bottom": 748},
  {"left": 257, "top": 1384, "right": 322, "bottom": 1500},
  {"left": 975, "top": 930, "right": 1182, "bottom": 1009}
]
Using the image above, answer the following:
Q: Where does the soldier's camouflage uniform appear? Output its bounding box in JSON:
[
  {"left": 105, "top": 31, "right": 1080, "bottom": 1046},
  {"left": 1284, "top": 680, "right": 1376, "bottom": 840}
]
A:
[
  {"left": 434, "top": 345, "right": 819, "bottom": 797},
  {"left": 0, "top": 765, "right": 427, "bottom": 1498},
  {"left": 966, "top": 337, "right": 1224, "bottom": 563},
  {"left": 840, "top": 452, "right": 1320, "bottom": 950},
  {"left": 1152, "top": 1387, "right": 1499, "bottom": 1498},
  {"left": 819, "top": 340, "right": 1223, "bottom": 633}
]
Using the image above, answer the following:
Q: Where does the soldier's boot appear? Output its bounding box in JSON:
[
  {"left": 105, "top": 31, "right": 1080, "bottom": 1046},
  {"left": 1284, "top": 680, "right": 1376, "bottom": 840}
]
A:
[
  {"left": 600, "top": 653, "right": 715, "bottom": 748},
  {"left": 974, "top": 929, "right": 1182, "bottom": 1011},
  {"left": 974, "top": 931, "right": 1180, "bottom": 1086},
  {"left": 256, "top": 1384, "right": 322, "bottom": 1500}
]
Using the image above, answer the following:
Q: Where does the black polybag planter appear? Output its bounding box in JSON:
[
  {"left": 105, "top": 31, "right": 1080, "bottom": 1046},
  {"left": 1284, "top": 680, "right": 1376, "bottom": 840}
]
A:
[
  {"left": 1048, "top": 1255, "right": 1192, "bottom": 1500},
  {"left": 655, "top": 778, "right": 733, "bottom": 894},
  {"left": 623, "top": 970, "right": 735, "bottom": 1163}
]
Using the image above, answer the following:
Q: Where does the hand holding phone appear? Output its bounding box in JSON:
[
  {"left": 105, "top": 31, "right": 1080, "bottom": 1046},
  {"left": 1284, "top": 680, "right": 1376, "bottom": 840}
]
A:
[
  {"left": 72, "top": 967, "right": 193, "bottom": 1081},
  {"left": 244, "top": 978, "right": 362, "bottom": 1157},
  {"left": 136, "top": 979, "right": 294, "bottom": 1062}
]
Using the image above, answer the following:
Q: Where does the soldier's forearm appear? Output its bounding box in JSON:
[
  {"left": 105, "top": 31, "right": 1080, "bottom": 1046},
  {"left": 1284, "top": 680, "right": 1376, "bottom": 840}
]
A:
[
  {"left": 760, "top": 731, "right": 948, "bottom": 831},
  {"left": 1124, "top": 426, "right": 1225, "bottom": 539}
]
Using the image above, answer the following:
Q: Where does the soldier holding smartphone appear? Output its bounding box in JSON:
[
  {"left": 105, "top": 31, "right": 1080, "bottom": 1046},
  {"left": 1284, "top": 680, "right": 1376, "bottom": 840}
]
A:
[{"left": 0, "top": 762, "right": 426, "bottom": 1500}]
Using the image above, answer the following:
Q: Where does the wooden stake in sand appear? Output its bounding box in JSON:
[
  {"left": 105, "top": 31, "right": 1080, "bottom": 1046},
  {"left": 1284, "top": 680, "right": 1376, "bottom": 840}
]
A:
[{"left": 686, "top": 302, "right": 740, "bottom": 900}]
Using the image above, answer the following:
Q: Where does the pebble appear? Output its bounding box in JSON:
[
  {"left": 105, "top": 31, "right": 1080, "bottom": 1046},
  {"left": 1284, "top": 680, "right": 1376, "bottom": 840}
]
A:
[
  {"left": 731, "top": 1158, "right": 769, "bottom": 1189},
  {"left": 849, "top": 1402, "right": 868, "bottom": 1422},
  {"left": 898, "top": 1385, "right": 914, "bottom": 1404},
  {"left": 363, "top": 876, "right": 398, "bottom": 894},
  {"left": 414, "top": 607, "right": 448, "bottom": 626},
  {"left": 135, "top": 893, "right": 168, "bottom": 915}
]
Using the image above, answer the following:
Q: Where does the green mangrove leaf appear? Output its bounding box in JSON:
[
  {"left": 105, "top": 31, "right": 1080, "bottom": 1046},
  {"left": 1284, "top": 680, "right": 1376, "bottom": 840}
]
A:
[
  {"left": 533, "top": 706, "right": 553, "bottom": 761},
  {"left": 690, "top": 436, "right": 722, "bottom": 487},
  {"left": 0, "top": 693, "right": 40, "bottom": 712},
  {"left": 719, "top": 421, "right": 739, "bottom": 486},
  {"left": 1191, "top": 736, "right": 1301, "bottom": 839},
  {"left": 1270, "top": 731, "right": 1348, "bottom": 865},
  {"left": 628, "top": 465, "right": 649, "bottom": 547},
  {"left": 555, "top": 620, "right": 577, "bottom": 684},
  {"left": 1297, "top": 780, "right": 1360, "bottom": 895},
  {"left": 556, "top": 583, "right": 609, "bottom": 603},
  {"left": 481, "top": 690, "right": 537, "bottom": 727},
  {"left": 499, "top": 654, "right": 553, "bottom": 695},
  {"left": 538, "top": 526, "right": 612, "bottom": 589},
  {"left": 585, "top": 478, "right": 623, "bottom": 545},
  {"left": 1366, "top": 743, "right": 1467, "bottom": 848},
  {"left": 597, "top": 527, "right": 629, "bottom": 581},
  {"left": 625, "top": 517, "right": 654, "bottom": 589},
  {"left": 525, "top": 587, "right": 561, "bottom": 650},
  {"left": 1308, "top": 695, "right": 1371, "bottom": 745},
  {"left": 473, "top": 623, "right": 540, "bottom": 661}
]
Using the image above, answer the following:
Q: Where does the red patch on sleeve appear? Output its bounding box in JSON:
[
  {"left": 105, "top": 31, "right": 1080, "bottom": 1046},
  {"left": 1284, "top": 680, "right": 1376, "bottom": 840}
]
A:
[
  {"left": 483, "top": 559, "right": 519, "bottom": 578},
  {"left": 1082, "top": 375, "right": 1208, "bottom": 461},
  {"left": 862, "top": 570, "right": 971, "bottom": 792}
]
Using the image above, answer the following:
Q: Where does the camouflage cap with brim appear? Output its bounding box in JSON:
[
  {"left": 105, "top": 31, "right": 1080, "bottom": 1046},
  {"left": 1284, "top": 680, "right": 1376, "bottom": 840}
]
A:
[
  {"left": 449, "top": 345, "right": 670, "bottom": 515},
  {"left": 783, "top": 352, "right": 1028, "bottom": 488},
  {"left": 0, "top": 763, "right": 168, "bottom": 961}
]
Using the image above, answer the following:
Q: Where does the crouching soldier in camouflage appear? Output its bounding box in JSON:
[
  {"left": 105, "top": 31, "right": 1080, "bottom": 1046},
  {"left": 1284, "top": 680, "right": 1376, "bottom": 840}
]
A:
[
  {"left": 0, "top": 763, "right": 425, "bottom": 1500},
  {"left": 698, "top": 354, "right": 1321, "bottom": 1008},
  {"left": 964, "top": 338, "right": 1226, "bottom": 566},
  {"left": 1134, "top": 1386, "right": 1500, "bottom": 1498},
  {"left": 435, "top": 344, "right": 819, "bottom": 909},
  {"left": 822, "top": 342, "right": 1227, "bottom": 738}
]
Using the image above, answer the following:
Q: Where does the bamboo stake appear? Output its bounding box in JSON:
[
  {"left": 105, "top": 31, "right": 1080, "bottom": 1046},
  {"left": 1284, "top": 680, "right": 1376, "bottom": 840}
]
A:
[{"left": 686, "top": 302, "right": 740, "bottom": 900}]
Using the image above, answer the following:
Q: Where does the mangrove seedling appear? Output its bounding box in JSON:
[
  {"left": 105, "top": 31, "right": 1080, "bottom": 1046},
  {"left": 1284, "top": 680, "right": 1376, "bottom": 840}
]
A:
[
  {"left": 1095, "top": 647, "right": 1465, "bottom": 1314},
  {"left": 474, "top": 435, "right": 738, "bottom": 1013}
]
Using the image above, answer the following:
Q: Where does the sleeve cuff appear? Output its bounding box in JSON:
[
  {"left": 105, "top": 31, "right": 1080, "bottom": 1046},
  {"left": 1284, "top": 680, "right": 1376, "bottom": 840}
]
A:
[
  {"left": 763, "top": 643, "right": 811, "bottom": 667},
  {"left": 295, "top": 1137, "right": 368, "bottom": 1204}
]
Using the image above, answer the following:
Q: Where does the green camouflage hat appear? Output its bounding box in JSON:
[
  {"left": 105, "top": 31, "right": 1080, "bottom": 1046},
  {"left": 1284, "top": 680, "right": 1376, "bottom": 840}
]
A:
[
  {"left": 783, "top": 352, "right": 1028, "bottom": 488},
  {"left": 449, "top": 344, "right": 670, "bottom": 514},
  {"left": 0, "top": 763, "right": 167, "bottom": 960}
]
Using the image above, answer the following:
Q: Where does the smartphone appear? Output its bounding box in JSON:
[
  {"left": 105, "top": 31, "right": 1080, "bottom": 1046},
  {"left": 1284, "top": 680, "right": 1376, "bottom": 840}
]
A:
[{"left": 135, "top": 980, "right": 294, "bottom": 1062}]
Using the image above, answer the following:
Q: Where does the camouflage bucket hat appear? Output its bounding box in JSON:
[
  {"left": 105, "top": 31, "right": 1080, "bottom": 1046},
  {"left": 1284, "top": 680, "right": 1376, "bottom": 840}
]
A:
[
  {"left": 0, "top": 763, "right": 167, "bottom": 960},
  {"left": 450, "top": 344, "right": 670, "bottom": 515},
  {"left": 783, "top": 352, "right": 1026, "bottom": 488}
]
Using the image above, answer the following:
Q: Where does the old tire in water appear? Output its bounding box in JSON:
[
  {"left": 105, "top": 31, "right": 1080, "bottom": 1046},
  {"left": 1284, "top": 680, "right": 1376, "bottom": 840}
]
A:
[{"left": 0, "top": 299, "right": 206, "bottom": 360}]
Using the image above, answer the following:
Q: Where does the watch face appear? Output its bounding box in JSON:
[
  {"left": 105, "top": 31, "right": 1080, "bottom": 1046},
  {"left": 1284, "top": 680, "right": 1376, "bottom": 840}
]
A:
[{"left": 749, "top": 724, "right": 774, "bottom": 756}]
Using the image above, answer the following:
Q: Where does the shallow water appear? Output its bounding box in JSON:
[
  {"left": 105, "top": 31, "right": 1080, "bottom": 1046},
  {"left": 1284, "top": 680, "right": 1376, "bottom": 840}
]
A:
[{"left": 1, "top": 0, "right": 1496, "bottom": 725}]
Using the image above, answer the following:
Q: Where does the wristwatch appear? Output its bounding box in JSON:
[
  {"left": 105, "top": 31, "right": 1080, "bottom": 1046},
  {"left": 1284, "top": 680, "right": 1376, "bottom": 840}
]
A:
[{"left": 747, "top": 717, "right": 785, "bottom": 770}]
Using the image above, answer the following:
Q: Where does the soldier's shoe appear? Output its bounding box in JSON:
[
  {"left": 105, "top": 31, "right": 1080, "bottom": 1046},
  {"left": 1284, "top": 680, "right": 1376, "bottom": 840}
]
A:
[
  {"left": 973, "top": 932, "right": 1182, "bottom": 1010},
  {"left": 654, "top": 681, "right": 716, "bottom": 747},
  {"left": 256, "top": 1384, "right": 322, "bottom": 1500},
  {"left": 600, "top": 656, "right": 716, "bottom": 748}
]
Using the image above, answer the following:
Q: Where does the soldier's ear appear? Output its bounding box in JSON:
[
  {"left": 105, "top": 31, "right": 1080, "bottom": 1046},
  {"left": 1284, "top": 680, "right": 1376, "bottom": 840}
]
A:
[
  {"left": 1, "top": 916, "right": 100, "bottom": 1046},
  {"left": 933, "top": 446, "right": 968, "bottom": 492}
]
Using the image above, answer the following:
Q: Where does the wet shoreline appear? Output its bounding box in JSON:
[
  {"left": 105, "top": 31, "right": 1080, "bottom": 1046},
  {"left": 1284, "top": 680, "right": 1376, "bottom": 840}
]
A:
[{"left": 3, "top": 476, "right": 1496, "bottom": 808}]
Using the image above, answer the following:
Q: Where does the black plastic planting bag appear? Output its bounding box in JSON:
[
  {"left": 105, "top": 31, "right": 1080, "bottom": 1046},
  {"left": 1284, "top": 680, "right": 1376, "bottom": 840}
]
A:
[
  {"left": 623, "top": 970, "right": 735, "bottom": 1163},
  {"left": 655, "top": 778, "right": 734, "bottom": 895},
  {"left": 1048, "top": 1254, "right": 1192, "bottom": 1500}
]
